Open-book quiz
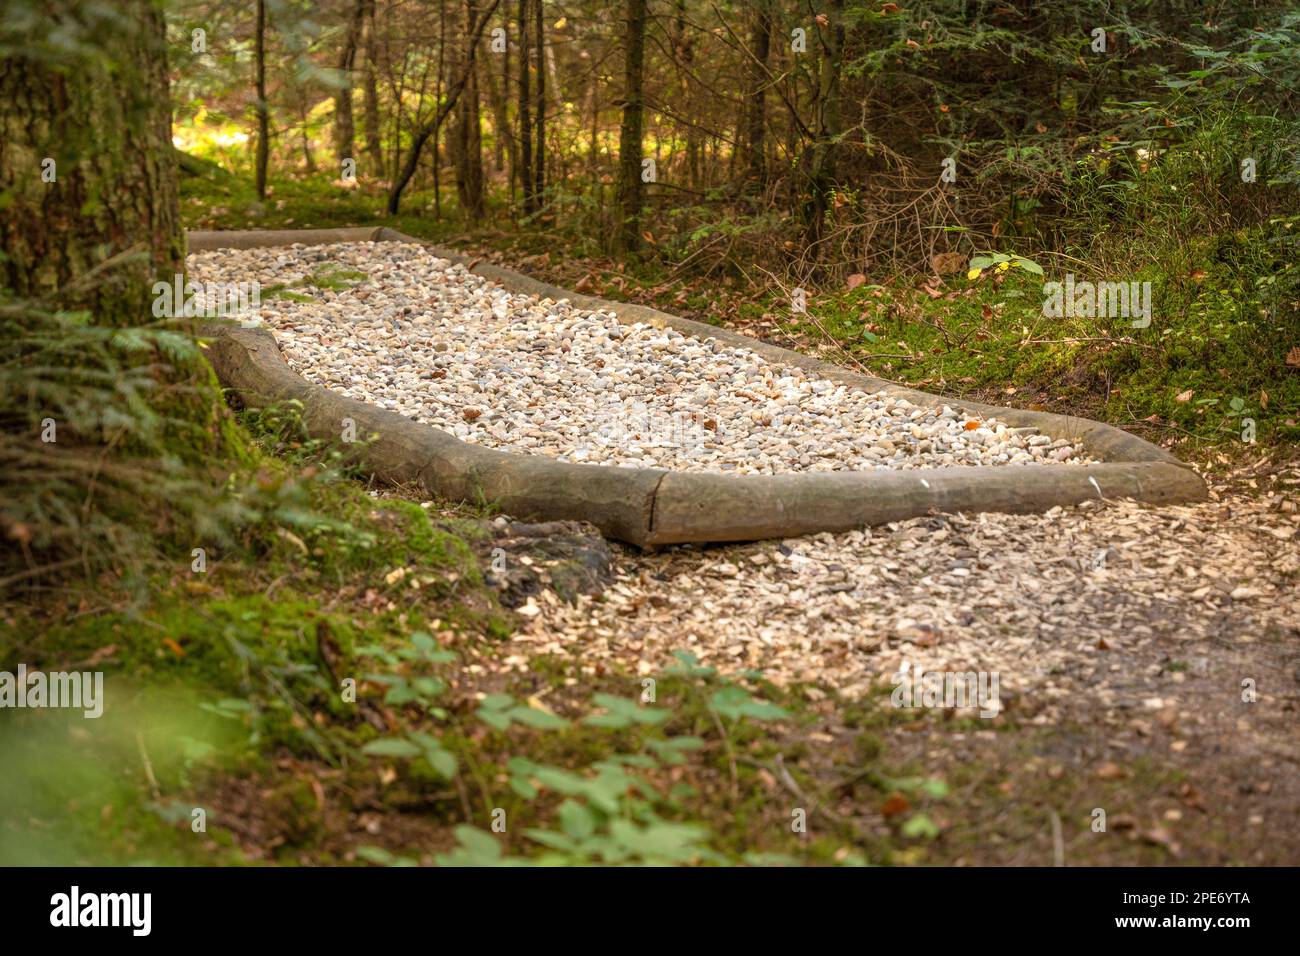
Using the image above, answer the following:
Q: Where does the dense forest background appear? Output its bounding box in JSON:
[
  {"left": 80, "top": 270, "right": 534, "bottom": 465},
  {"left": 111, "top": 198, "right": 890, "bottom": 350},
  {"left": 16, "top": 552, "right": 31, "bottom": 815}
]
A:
[
  {"left": 159, "top": 0, "right": 1300, "bottom": 441},
  {"left": 160, "top": 0, "right": 1298, "bottom": 270}
]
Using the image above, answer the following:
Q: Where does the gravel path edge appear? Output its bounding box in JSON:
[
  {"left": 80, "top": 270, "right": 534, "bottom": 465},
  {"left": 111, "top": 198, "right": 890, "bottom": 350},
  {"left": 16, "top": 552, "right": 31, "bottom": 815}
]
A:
[{"left": 190, "top": 227, "right": 1208, "bottom": 546}]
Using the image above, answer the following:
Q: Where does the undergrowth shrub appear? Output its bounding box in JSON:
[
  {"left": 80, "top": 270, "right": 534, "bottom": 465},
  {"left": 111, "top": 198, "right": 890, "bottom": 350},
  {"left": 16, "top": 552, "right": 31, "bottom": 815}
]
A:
[
  {"left": 0, "top": 290, "right": 369, "bottom": 593},
  {"left": 0, "top": 293, "right": 249, "bottom": 589}
]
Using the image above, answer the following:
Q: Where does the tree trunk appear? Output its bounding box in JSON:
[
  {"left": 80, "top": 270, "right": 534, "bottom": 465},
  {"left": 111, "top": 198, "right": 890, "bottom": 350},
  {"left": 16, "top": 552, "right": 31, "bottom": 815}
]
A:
[
  {"left": 298, "top": 96, "right": 317, "bottom": 173},
  {"left": 803, "top": 0, "right": 844, "bottom": 252},
  {"left": 671, "top": 1, "right": 696, "bottom": 189},
  {"left": 744, "top": 0, "right": 771, "bottom": 186},
  {"left": 532, "top": 0, "right": 545, "bottom": 205},
  {"left": 455, "top": 0, "right": 486, "bottom": 219},
  {"left": 613, "top": 0, "right": 647, "bottom": 253},
  {"left": 333, "top": 0, "right": 368, "bottom": 171},
  {"left": 254, "top": 0, "right": 270, "bottom": 199},
  {"left": 362, "top": 0, "right": 383, "bottom": 171},
  {"left": 517, "top": 0, "right": 533, "bottom": 214},
  {"left": 483, "top": 27, "right": 518, "bottom": 189},
  {"left": 433, "top": 0, "right": 447, "bottom": 217},
  {"left": 0, "top": 0, "right": 182, "bottom": 322},
  {"left": 586, "top": 72, "right": 599, "bottom": 184}
]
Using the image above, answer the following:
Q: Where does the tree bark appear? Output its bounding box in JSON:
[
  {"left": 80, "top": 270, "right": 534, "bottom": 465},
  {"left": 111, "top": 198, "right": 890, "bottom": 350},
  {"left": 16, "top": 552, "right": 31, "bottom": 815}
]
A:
[
  {"left": 517, "top": 0, "right": 533, "bottom": 214},
  {"left": 254, "top": 0, "right": 270, "bottom": 199},
  {"left": 297, "top": 95, "right": 317, "bottom": 173},
  {"left": 613, "top": 0, "right": 647, "bottom": 253},
  {"left": 744, "top": 0, "right": 771, "bottom": 186},
  {"left": 803, "top": 0, "right": 844, "bottom": 252},
  {"left": 333, "top": 0, "right": 368, "bottom": 171},
  {"left": 531, "top": 0, "right": 545, "bottom": 205},
  {"left": 455, "top": 0, "right": 486, "bottom": 218},
  {"left": 670, "top": 0, "right": 696, "bottom": 188},
  {"left": 0, "top": 0, "right": 182, "bottom": 322},
  {"left": 482, "top": 25, "right": 518, "bottom": 188},
  {"left": 362, "top": 0, "right": 383, "bottom": 171}
]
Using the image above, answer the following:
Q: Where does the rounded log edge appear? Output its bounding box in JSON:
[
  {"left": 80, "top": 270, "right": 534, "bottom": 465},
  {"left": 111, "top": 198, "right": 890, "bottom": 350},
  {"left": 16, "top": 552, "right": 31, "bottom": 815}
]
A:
[{"left": 189, "top": 227, "right": 1208, "bottom": 547}]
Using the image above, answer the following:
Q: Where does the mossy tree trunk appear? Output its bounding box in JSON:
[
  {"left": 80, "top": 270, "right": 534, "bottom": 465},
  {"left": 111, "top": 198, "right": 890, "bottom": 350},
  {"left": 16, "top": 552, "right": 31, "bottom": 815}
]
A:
[{"left": 0, "top": 0, "right": 183, "bottom": 324}]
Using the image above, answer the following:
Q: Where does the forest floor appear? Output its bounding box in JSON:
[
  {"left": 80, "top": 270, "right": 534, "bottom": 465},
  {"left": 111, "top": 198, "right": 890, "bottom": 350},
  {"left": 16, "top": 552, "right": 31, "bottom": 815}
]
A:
[
  {"left": 7, "top": 182, "right": 1294, "bottom": 867},
  {"left": 485, "top": 478, "right": 1300, "bottom": 865}
]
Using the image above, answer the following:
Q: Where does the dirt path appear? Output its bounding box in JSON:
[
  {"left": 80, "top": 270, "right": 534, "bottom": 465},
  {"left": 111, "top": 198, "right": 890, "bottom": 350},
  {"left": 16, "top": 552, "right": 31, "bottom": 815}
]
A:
[{"left": 453, "top": 461, "right": 1299, "bottom": 864}]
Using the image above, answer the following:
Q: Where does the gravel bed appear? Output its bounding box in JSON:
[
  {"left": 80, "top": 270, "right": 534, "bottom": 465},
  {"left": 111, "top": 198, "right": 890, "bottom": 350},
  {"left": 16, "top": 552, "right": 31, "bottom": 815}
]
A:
[
  {"left": 189, "top": 241, "right": 1095, "bottom": 475},
  {"left": 507, "top": 486, "right": 1300, "bottom": 704}
]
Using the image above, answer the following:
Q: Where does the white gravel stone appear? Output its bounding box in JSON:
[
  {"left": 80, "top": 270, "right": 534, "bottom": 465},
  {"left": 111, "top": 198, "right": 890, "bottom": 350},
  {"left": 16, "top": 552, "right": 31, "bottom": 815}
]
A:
[{"left": 189, "top": 241, "right": 1096, "bottom": 475}]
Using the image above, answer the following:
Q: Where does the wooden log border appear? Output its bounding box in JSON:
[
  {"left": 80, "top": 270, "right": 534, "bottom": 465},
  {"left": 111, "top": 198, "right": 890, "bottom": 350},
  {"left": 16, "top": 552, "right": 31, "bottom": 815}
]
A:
[{"left": 190, "top": 227, "right": 1208, "bottom": 547}]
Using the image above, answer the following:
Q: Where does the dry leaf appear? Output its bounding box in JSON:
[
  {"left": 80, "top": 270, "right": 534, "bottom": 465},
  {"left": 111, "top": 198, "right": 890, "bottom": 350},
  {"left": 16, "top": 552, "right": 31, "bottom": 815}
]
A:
[
  {"left": 881, "top": 792, "right": 910, "bottom": 819},
  {"left": 1175, "top": 389, "right": 1194, "bottom": 403},
  {"left": 930, "top": 252, "right": 965, "bottom": 275},
  {"left": 846, "top": 273, "right": 867, "bottom": 290},
  {"left": 1286, "top": 346, "right": 1300, "bottom": 368}
]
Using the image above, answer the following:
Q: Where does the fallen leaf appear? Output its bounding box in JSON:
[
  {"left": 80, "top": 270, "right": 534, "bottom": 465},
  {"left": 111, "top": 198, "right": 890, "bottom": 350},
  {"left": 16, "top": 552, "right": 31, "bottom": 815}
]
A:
[
  {"left": 847, "top": 273, "right": 867, "bottom": 290},
  {"left": 881, "top": 792, "right": 910, "bottom": 819},
  {"left": 1286, "top": 346, "right": 1300, "bottom": 368},
  {"left": 931, "top": 252, "right": 965, "bottom": 275},
  {"left": 1095, "top": 762, "right": 1127, "bottom": 780},
  {"left": 1175, "top": 389, "right": 1194, "bottom": 403}
]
